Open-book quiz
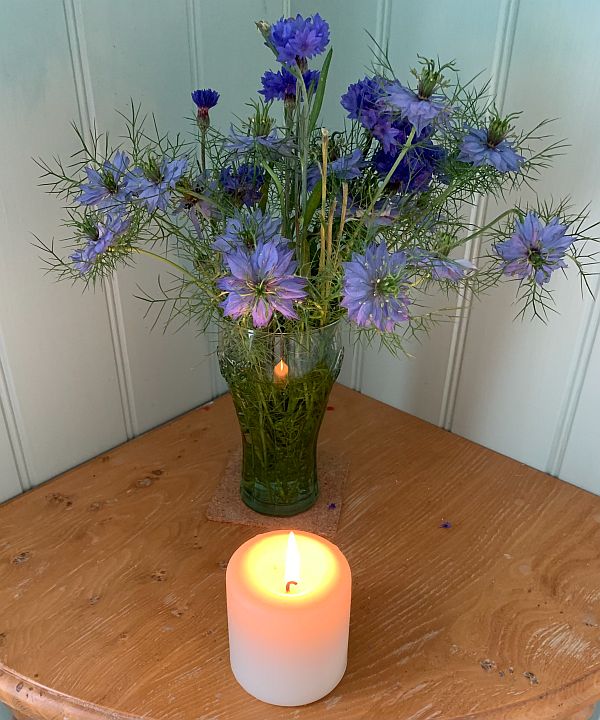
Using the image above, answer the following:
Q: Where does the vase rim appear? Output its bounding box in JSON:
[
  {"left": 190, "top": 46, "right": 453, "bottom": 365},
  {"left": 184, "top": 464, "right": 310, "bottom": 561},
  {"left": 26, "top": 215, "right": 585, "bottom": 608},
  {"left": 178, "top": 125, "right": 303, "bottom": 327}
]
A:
[{"left": 217, "top": 317, "right": 343, "bottom": 337}]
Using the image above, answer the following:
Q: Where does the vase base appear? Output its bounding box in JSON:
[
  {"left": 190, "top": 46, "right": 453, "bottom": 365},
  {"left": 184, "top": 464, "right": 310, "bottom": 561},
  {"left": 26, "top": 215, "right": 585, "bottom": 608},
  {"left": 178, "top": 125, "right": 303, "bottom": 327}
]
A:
[
  {"left": 206, "top": 450, "right": 347, "bottom": 536},
  {"left": 240, "top": 486, "right": 319, "bottom": 517}
]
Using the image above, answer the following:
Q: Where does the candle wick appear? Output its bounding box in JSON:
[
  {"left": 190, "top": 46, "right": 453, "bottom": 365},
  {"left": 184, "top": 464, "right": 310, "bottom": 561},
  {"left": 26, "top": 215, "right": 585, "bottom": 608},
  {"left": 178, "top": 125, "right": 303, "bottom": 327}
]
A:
[{"left": 285, "top": 580, "right": 298, "bottom": 593}]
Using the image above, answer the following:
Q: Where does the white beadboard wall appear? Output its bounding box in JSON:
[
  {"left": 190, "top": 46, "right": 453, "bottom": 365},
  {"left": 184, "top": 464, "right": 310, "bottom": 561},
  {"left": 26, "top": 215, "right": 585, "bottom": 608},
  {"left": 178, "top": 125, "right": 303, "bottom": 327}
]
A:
[{"left": 0, "top": 0, "right": 599, "bottom": 505}]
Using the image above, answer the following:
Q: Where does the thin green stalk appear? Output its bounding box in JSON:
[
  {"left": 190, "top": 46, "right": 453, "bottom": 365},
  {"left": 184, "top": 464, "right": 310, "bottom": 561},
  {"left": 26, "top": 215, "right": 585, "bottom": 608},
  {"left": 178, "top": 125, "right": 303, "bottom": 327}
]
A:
[
  {"left": 262, "top": 162, "right": 285, "bottom": 209},
  {"left": 348, "top": 128, "right": 417, "bottom": 250},
  {"left": 200, "top": 128, "right": 207, "bottom": 174},
  {"left": 132, "top": 247, "right": 200, "bottom": 286},
  {"left": 461, "top": 208, "right": 515, "bottom": 244},
  {"left": 367, "top": 128, "right": 416, "bottom": 216},
  {"left": 291, "top": 67, "right": 312, "bottom": 273},
  {"left": 283, "top": 101, "right": 295, "bottom": 239}
]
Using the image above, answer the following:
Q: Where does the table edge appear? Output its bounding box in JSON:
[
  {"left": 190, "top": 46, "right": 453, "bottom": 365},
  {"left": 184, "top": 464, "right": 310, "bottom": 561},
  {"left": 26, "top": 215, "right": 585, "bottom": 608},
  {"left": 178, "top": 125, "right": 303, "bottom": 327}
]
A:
[{"left": 1, "top": 660, "right": 599, "bottom": 720}]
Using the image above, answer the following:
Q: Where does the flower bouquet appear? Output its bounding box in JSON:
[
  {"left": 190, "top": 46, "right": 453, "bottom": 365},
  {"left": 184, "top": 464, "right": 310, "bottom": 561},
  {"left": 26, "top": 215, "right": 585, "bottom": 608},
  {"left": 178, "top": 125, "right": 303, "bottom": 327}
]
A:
[{"left": 39, "top": 13, "right": 597, "bottom": 516}]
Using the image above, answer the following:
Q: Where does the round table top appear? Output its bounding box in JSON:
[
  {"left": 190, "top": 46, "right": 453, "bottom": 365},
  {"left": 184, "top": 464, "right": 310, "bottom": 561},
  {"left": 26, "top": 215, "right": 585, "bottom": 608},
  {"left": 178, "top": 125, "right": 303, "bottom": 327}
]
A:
[{"left": 0, "top": 385, "right": 599, "bottom": 720}]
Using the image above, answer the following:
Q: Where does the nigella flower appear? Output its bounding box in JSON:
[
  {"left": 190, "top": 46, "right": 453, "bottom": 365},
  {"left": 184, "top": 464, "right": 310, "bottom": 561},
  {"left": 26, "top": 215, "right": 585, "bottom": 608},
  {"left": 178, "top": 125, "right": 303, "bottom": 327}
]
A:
[
  {"left": 126, "top": 157, "right": 187, "bottom": 213},
  {"left": 362, "top": 112, "right": 402, "bottom": 153},
  {"left": 361, "top": 197, "right": 403, "bottom": 228},
  {"left": 70, "top": 212, "right": 130, "bottom": 274},
  {"left": 495, "top": 212, "right": 574, "bottom": 285},
  {"left": 330, "top": 149, "right": 366, "bottom": 181},
  {"left": 307, "top": 149, "right": 366, "bottom": 191},
  {"left": 216, "top": 241, "right": 307, "bottom": 327},
  {"left": 458, "top": 127, "right": 523, "bottom": 173},
  {"left": 191, "top": 88, "right": 219, "bottom": 129},
  {"left": 411, "top": 249, "right": 477, "bottom": 281},
  {"left": 212, "top": 209, "right": 287, "bottom": 252},
  {"left": 385, "top": 81, "right": 449, "bottom": 135},
  {"left": 341, "top": 242, "right": 411, "bottom": 332},
  {"left": 176, "top": 172, "right": 218, "bottom": 219},
  {"left": 77, "top": 150, "right": 131, "bottom": 210},
  {"left": 269, "top": 14, "right": 330, "bottom": 64},
  {"left": 259, "top": 67, "right": 320, "bottom": 102},
  {"left": 220, "top": 164, "right": 265, "bottom": 207},
  {"left": 226, "top": 128, "right": 295, "bottom": 157}
]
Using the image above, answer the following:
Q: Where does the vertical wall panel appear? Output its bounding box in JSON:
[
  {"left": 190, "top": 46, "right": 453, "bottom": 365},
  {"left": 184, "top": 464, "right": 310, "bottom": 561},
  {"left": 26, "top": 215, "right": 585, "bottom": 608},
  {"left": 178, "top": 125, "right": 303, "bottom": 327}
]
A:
[
  {"left": 314, "top": 0, "right": 503, "bottom": 423},
  {"left": 360, "top": 0, "right": 503, "bottom": 423},
  {"left": 78, "top": 0, "right": 214, "bottom": 433},
  {"left": 0, "top": 0, "right": 127, "bottom": 484},
  {"left": 556, "top": 295, "right": 600, "bottom": 494},
  {"left": 452, "top": 0, "right": 600, "bottom": 472},
  {"left": 0, "top": 412, "right": 20, "bottom": 503}
]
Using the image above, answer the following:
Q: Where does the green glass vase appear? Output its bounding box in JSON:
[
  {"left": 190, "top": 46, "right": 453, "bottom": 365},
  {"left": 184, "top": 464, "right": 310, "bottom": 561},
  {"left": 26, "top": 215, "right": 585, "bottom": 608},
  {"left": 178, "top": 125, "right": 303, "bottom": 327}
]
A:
[{"left": 217, "top": 320, "right": 344, "bottom": 516}]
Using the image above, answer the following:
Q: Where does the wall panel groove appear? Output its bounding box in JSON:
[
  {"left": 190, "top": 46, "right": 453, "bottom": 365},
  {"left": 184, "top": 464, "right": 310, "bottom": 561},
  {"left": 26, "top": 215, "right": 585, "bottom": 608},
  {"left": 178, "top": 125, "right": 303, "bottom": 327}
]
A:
[
  {"left": 547, "top": 278, "right": 600, "bottom": 477},
  {"left": 0, "top": 97, "right": 33, "bottom": 493},
  {"left": 186, "top": 0, "right": 228, "bottom": 400},
  {"left": 0, "top": 278, "right": 30, "bottom": 493},
  {"left": 440, "top": 0, "right": 520, "bottom": 431},
  {"left": 62, "top": 0, "right": 138, "bottom": 439}
]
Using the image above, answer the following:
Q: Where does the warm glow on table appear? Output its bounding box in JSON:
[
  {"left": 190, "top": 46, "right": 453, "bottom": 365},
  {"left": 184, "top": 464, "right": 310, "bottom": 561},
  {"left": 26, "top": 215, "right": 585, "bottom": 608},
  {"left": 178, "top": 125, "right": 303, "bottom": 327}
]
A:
[{"left": 226, "top": 530, "right": 352, "bottom": 706}]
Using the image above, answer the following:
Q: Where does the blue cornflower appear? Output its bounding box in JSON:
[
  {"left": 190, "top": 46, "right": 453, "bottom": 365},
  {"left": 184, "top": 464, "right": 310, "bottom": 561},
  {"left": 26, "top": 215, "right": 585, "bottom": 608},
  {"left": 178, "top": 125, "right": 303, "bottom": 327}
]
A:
[
  {"left": 77, "top": 150, "right": 131, "bottom": 210},
  {"left": 70, "top": 213, "right": 130, "bottom": 274},
  {"left": 372, "top": 120, "right": 445, "bottom": 190},
  {"left": 220, "top": 164, "right": 265, "bottom": 207},
  {"left": 269, "top": 14, "right": 330, "bottom": 64},
  {"left": 495, "top": 213, "right": 574, "bottom": 285},
  {"left": 212, "top": 209, "right": 287, "bottom": 253},
  {"left": 340, "top": 77, "right": 384, "bottom": 121},
  {"left": 372, "top": 143, "right": 441, "bottom": 193},
  {"left": 226, "top": 128, "right": 295, "bottom": 157},
  {"left": 126, "top": 157, "right": 187, "bottom": 213},
  {"left": 260, "top": 67, "right": 320, "bottom": 102},
  {"left": 458, "top": 127, "right": 523, "bottom": 173},
  {"left": 341, "top": 242, "right": 411, "bottom": 332},
  {"left": 342, "top": 78, "right": 436, "bottom": 153},
  {"left": 385, "top": 81, "right": 449, "bottom": 135},
  {"left": 191, "top": 88, "right": 219, "bottom": 129},
  {"left": 410, "top": 249, "right": 476, "bottom": 281},
  {"left": 191, "top": 89, "right": 220, "bottom": 110},
  {"left": 216, "top": 241, "right": 307, "bottom": 327}
]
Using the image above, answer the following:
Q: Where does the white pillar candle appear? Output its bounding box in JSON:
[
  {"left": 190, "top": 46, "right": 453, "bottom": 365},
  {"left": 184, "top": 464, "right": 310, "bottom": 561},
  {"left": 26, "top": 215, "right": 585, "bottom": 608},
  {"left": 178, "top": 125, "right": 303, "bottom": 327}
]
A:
[{"left": 226, "top": 530, "right": 352, "bottom": 706}]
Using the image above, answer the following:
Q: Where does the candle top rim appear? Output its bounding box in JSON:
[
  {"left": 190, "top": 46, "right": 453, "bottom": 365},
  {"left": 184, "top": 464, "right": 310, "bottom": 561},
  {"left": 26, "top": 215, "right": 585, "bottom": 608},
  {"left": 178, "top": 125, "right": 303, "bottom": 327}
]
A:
[{"left": 227, "top": 530, "right": 350, "bottom": 606}]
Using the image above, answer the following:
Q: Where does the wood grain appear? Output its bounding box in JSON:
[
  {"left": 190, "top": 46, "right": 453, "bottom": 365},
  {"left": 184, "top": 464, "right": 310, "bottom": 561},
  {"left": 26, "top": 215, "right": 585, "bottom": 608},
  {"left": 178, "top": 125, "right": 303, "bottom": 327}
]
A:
[{"left": 0, "top": 385, "right": 599, "bottom": 719}]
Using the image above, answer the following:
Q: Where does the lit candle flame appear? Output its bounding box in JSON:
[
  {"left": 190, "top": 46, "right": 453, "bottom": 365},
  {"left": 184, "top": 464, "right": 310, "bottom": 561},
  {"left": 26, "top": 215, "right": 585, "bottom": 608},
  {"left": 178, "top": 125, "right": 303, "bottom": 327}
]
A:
[
  {"left": 274, "top": 359, "right": 289, "bottom": 383},
  {"left": 284, "top": 531, "right": 300, "bottom": 592}
]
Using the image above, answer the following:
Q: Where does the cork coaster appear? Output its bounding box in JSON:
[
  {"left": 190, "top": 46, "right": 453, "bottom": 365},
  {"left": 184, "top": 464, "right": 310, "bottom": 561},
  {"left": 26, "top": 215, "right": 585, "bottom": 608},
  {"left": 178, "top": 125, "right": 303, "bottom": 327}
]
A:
[{"left": 206, "top": 450, "right": 348, "bottom": 538}]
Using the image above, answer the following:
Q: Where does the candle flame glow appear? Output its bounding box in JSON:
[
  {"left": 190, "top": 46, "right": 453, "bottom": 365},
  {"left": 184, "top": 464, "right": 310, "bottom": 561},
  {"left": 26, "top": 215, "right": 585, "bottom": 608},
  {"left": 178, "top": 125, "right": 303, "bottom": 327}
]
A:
[
  {"left": 284, "top": 531, "right": 301, "bottom": 591},
  {"left": 274, "top": 359, "right": 289, "bottom": 383}
]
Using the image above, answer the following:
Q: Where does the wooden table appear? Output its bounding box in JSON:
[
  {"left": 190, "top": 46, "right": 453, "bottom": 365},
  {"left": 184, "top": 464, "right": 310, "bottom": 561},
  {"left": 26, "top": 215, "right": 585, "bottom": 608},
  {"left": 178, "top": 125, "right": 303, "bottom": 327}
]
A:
[{"left": 0, "top": 385, "right": 599, "bottom": 720}]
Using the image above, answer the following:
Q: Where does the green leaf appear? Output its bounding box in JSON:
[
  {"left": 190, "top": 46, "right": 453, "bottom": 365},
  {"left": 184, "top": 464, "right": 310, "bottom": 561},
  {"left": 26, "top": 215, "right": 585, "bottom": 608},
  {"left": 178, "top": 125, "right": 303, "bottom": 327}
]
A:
[
  {"left": 261, "top": 162, "right": 285, "bottom": 208},
  {"left": 303, "top": 179, "right": 322, "bottom": 229},
  {"left": 308, "top": 48, "right": 333, "bottom": 134}
]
